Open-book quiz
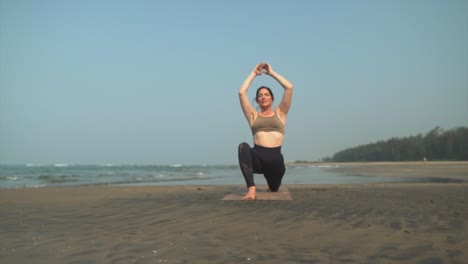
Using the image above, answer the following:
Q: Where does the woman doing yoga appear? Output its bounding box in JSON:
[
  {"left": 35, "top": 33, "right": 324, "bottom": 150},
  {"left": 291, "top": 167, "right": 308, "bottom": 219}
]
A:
[{"left": 238, "top": 63, "right": 293, "bottom": 200}]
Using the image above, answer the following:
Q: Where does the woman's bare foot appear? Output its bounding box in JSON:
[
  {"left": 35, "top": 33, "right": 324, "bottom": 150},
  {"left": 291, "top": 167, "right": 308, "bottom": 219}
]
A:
[{"left": 242, "top": 186, "right": 256, "bottom": 200}]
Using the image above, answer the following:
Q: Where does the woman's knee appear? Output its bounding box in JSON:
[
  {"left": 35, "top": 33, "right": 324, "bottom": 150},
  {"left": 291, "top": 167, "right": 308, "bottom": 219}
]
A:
[
  {"left": 269, "top": 185, "right": 280, "bottom": 192},
  {"left": 238, "top": 142, "right": 250, "bottom": 152},
  {"left": 265, "top": 167, "right": 284, "bottom": 192}
]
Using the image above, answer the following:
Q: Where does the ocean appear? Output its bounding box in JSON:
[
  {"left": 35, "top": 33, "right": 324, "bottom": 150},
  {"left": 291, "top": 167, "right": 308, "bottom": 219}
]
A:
[{"left": 0, "top": 163, "right": 421, "bottom": 189}]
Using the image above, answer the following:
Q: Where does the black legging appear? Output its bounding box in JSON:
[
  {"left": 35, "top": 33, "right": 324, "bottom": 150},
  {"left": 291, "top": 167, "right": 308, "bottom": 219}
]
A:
[{"left": 238, "top": 142, "right": 285, "bottom": 192}]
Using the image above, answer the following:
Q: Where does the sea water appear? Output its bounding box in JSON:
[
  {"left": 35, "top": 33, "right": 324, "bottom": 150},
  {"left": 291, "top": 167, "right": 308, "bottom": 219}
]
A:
[{"left": 0, "top": 163, "right": 438, "bottom": 189}]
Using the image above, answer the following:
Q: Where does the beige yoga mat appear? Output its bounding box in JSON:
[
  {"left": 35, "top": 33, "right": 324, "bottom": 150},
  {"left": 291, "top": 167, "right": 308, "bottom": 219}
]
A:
[{"left": 222, "top": 186, "right": 292, "bottom": 200}]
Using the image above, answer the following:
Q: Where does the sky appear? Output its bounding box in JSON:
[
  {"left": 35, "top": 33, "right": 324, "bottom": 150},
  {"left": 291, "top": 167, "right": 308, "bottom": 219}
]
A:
[{"left": 1, "top": 0, "right": 467, "bottom": 165}]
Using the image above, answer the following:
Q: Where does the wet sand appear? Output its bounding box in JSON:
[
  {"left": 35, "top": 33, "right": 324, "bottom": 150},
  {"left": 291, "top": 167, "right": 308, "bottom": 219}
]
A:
[
  {"left": 322, "top": 161, "right": 468, "bottom": 179},
  {"left": 1, "top": 182, "right": 467, "bottom": 264}
]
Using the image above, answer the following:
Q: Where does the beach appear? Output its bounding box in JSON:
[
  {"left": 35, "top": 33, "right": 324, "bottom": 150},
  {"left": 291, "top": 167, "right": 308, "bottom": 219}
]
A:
[
  {"left": 323, "top": 161, "right": 468, "bottom": 179},
  {"left": 1, "top": 163, "right": 468, "bottom": 263}
]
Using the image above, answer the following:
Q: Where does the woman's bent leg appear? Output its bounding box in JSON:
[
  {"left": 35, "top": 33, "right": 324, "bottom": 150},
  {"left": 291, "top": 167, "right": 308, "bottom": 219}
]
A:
[
  {"left": 260, "top": 147, "right": 285, "bottom": 192},
  {"left": 262, "top": 159, "right": 285, "bottom": 192},
  {"left": 238, "top": 142, "right": 256, "bottom": 188}
]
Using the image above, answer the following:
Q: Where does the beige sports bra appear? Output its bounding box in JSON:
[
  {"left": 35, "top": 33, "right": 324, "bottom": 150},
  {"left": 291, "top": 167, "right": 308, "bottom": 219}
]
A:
[{"left": 251, "top": 112, "right": 285, "bottom": 135}]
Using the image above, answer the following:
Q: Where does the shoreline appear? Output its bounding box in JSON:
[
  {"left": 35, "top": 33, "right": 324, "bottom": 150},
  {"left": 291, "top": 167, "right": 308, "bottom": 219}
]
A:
[
  {"left": 1, "top": 161, "right": 467, "bottom": 189},
  {"left": 290, "top": 160, "right": 468, "bottom": 179},
  {"left": 288, "top": 160, "right": 468, "bottom": 166}
]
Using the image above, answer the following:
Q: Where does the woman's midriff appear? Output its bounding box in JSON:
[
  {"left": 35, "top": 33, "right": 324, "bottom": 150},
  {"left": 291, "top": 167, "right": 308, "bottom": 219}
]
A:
[{"left": 253, "top": 131, "right": 284, "bottom": 148}]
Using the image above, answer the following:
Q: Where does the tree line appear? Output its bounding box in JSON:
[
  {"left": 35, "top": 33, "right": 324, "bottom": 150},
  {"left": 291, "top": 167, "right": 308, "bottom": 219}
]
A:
[{"left": 323, "top": 126, "right": 468, "bottom": 162}]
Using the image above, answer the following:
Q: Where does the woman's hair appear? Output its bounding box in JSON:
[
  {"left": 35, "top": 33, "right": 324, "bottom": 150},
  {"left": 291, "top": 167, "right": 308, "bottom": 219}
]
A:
[{"left": 255, "top": 86, "right": 274, "bottom": 103}]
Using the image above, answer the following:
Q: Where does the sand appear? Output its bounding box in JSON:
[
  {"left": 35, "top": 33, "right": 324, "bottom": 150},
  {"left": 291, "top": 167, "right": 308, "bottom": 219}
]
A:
[
  {"left": 323, "top": 161, "right": 468, "bottom": 180},
  {"left": 1, "top": 181, "right": 467, "bottom": 264},
  {"left": 1, "top": 162, "right": 468, "bottom": 263},
  {"left": 222, "top": 186, "right": 292, "bottom": 200}
]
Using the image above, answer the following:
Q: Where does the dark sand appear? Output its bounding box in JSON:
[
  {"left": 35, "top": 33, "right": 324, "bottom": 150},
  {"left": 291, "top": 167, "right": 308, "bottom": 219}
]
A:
[
  {"left": 1, "top": 162, "right": 468, "bottom": 263},
  {"left": 222, "top": 186, "right": 292, "bottom": 200}
]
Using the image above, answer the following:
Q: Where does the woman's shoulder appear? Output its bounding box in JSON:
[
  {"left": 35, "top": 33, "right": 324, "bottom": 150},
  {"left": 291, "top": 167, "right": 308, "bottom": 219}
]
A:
[{"left": 274, "top": 108, "right": 287, "bottom": 123}]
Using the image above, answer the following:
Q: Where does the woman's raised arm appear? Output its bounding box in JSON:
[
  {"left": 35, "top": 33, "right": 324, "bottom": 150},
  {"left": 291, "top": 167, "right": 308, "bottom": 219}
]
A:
[
  {"left": 264, "top": 63, "right": 293, "bottom": 116},
  {"left": 238, "top": 63, "right": 264, "bottom": 126}
]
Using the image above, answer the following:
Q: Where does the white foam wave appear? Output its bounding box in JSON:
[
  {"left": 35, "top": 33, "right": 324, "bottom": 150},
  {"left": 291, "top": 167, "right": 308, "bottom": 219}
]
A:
[
  {"left": 26, "top": 163, "right": 42, "bottom": 167},
  {"left": 25, "top": 184, "right": 46, "bottom": 188},
  {"left": 308, "top": 165, "right": 340, "bottom": 168}
]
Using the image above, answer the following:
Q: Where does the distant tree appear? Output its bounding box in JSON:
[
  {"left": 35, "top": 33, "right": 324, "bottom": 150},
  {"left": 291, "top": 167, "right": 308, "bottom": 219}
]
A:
[{"left": 330, "top": 126, "right": 468, "bottom": 162}]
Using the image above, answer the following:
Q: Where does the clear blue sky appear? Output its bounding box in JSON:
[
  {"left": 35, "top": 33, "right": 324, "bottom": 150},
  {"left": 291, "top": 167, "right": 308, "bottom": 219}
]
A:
[{"left": 1, "top": 0, "right": 467, "bottom": 165}]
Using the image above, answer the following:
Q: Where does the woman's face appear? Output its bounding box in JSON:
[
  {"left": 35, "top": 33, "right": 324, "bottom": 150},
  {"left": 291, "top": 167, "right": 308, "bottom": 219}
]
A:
[{"left": 256, "top": 88, "right": 273, "bottom": 108}]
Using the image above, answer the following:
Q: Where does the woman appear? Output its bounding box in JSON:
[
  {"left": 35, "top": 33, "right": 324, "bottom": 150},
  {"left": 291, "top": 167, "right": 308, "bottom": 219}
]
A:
[{"left": 238, "top": 63, "right": 293, "bottom": 200}]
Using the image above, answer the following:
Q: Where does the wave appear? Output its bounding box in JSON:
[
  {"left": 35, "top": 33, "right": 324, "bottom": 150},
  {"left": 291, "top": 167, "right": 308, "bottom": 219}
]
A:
[
  {"left": 308, "top": 165, "right": 340, "bottom": 168},
  {"left": 0, "top": 176, "right": 19, "bottom": 181},
  {"left": 98, "top": 164, "right": 114, "bottom": 167},
  {"left": 23, "top": 184, "right": 46, "bottom": 188},
  {"left": 0, "top": 164, "right": 238, "bottom": 188},
  {"left": 37, "top": 175, "right": 79, "bottom": 183},
  {"left": 53, "top": 164, "right": 69, "bottom": 167},
  {"left": 26, "top": 163, "right": 42, "bottom": 167}
]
